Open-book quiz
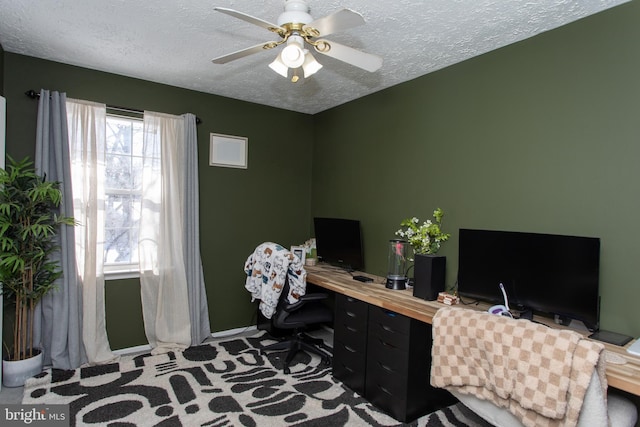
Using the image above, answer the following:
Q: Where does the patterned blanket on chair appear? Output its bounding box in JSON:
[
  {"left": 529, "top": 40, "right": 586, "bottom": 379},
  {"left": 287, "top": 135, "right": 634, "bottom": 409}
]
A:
[
  {"left": 430, "top": 307, "right": 606, "bottom": 427},
  {"left": 244, "top": 242, "right": 306, "bottom": 319}
]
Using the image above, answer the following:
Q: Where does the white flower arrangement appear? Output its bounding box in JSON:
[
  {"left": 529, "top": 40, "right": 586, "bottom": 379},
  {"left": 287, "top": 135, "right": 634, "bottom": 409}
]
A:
[
  {"left": 395, "top": 208, "right": 450, "bottom": 256},
  {"left": 303, "top": 238, "right": 317, "bottom": 258}
]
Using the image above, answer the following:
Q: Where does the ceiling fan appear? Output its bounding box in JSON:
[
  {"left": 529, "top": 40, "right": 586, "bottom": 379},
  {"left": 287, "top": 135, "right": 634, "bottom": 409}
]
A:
[{"left": 211, "top": 0, "right": 383, "bottom": 83}]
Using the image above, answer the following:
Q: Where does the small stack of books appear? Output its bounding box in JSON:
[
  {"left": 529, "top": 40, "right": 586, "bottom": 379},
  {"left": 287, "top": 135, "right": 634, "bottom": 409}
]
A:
[{"left": 437, "top": 292, "right": 459, "bottom": 305}]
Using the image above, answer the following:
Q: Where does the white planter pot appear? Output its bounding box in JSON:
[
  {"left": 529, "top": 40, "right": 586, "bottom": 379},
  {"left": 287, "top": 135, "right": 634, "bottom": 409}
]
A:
[{"left": 2, "top": 350, "right": 44, "bottom": 388}]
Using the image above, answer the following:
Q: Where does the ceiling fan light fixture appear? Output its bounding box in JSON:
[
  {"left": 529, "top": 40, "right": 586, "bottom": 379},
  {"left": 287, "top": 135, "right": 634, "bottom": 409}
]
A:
[
  {"left": 280, "top": 35, "right": 306, "bottom": 68},
  {"left": 281, "top": 44, "right": 305, "bottom": 68},
  {"left": 269, "top": 53, "right": 289, "bottom": 78},
  {"left": 270, "top": 47, "right": 320, "bottom": 81},
  {"left": 302, "top": 50, "right": 322, "bottom": 78}
]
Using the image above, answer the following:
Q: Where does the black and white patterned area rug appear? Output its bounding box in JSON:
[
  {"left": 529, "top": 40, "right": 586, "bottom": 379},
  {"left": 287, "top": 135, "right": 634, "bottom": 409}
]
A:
[{"left": 23, "top": 332, "right": 491, "bottom": 427}]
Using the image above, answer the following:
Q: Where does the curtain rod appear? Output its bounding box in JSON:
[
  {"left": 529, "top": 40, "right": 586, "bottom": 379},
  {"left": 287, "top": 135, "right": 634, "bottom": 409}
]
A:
[{"left": 25, "top": 90, "right": 202, "bottom": 124}]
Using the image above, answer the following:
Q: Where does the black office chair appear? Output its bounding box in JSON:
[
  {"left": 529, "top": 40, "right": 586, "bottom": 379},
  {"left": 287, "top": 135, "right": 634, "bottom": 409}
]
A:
[{"left": 261, "top": 279, "right": 333, "bottom": 374}]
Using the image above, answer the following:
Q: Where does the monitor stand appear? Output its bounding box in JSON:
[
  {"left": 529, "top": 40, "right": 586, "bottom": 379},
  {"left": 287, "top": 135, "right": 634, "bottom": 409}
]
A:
[{"left": 515, "top": 308, "right": 533, "bottom": 321}]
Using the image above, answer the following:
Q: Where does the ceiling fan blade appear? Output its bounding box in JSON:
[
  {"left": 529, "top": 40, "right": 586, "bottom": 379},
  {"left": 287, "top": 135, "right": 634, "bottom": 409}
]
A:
[
  {"left": 212, "top": 42, "right": 275, "bottom": 64},
  {"left": 314, "top": 40, "right": 382, "bottom": 72},
  {"left": 304, "top": 9, "right": 365, "bottom": 37},
  {"left": 213, "top": 7, "right": 283, "bottom": 34}
]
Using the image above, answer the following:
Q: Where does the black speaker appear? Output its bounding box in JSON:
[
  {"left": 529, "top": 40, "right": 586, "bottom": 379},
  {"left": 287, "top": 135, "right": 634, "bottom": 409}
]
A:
[{"left": 413, "top": 255, "right": 446, "bottom": 301}]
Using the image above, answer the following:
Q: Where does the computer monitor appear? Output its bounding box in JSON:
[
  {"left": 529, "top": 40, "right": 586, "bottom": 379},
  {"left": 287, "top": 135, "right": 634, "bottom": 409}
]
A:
[{"left": 313, "top": 217, "right": 364, "bottom": 271}]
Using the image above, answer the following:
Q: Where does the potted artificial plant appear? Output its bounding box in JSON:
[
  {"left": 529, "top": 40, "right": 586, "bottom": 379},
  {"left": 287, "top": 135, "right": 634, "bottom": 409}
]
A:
[
  {"left": 396, "top": 208, "right": 451, "bottom": 301},
  {"left": 0, "top": 156, "right": 75, "bottom": 387}
]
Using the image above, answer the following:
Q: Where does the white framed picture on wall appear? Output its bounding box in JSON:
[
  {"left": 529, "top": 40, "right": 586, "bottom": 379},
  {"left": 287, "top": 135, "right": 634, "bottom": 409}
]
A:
[{"left": 209, "top": 133, "right": 248, "bottom": 169}]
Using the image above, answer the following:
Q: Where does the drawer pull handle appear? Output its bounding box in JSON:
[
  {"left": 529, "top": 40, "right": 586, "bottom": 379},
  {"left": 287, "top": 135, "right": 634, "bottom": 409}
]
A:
[
  {"left": 379, "top": 339, "right": 396, "bottom": 349},
  {"left": 381, "top": 324, "right": 395, "bottom": 333},
  {"left": 346, "top": 326, "right": 357, "bottom": 332},
  {"left": 347, "top": 311, "right": 357, "bottom": 318},
  {"left": 378, "top": 361, "right": 395, "bottom": 373},
  {"left": 378, "top": 384, "right": 393, "bottom": 396},
  {"left": 344, "top": 345, "right": 357, "bottom": 353}
]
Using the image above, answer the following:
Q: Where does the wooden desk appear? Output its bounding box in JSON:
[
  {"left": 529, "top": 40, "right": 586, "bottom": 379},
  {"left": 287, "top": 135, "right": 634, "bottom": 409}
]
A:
[{"left": 306, "top": 264, "right": 640, "bottom": 397}]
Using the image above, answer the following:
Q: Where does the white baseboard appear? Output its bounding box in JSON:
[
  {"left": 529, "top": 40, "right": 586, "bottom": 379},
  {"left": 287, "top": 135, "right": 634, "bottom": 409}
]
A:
[
  {"left": 113, "top": 344, "right": 152, "bottom": 356},
  {"left": 112, "top": 325, "right": 259, "bottom": 355},
  {"left": 210, "top": 325, "right": 257, "bottom": 338}
]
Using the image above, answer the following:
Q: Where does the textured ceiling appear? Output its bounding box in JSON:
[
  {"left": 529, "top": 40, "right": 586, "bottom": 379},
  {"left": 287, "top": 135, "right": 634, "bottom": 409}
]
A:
[{"left": 0, "top": 0, "right": 630, "bottom": 114}]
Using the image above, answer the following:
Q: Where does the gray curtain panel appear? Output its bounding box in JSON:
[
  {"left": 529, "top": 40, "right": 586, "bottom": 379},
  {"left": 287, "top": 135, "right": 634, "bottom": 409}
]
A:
[
  {"left": 33, "top": 89, "right": 87, "bottom": 370},
  {"left": 182, "top": 113, "right": 212, "bottom": 344}
]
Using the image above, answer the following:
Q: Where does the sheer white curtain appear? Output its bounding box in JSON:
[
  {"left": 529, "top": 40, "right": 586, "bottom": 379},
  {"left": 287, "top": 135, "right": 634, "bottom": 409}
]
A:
[
  {"left": 139, "top": 112, "right": 192, "bottom": 353},
  {"left": 66, "top": 98, "right": 117, "bottom": 365}
]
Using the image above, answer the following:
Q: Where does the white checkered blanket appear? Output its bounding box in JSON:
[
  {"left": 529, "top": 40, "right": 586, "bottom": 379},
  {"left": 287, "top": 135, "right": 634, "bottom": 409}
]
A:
[{"left": 430, "top": 307, "right": 606, "bottom": 427}]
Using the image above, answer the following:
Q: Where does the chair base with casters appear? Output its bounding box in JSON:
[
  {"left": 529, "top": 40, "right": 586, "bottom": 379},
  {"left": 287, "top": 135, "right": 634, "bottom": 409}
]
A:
[
  {"left": 261, "top": 328, "right": 332, "bottom": 374},
  {"left": 261, "top": 294, "right": 333, "bottom": 374}
]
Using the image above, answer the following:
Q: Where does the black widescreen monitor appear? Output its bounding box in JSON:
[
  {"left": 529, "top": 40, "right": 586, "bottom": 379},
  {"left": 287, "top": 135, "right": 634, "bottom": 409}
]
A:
[
  {"left": 313, "top": 217, "right": 364, "bottom": 271},
  {"left": 457, "top": 228, "right": 600, "bottom": 330}
]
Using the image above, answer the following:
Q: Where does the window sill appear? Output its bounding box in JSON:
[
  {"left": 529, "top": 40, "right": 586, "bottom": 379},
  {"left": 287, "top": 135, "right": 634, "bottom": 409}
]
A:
[{"left": 105, "top": 270, "right": 140, "bottom": 281}]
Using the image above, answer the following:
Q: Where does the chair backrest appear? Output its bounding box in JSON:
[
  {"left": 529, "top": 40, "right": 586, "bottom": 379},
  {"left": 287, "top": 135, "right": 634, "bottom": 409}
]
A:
[
  {"left": 244, "top": 242, "right": 307, "bottom": 320},
  {"left": 272, "top": 278, "right": 296, "bottom": 329}
]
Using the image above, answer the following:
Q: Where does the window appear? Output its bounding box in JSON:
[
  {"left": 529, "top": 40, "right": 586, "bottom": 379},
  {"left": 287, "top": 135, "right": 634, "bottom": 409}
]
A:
[{"left": 103, "top": 114, "right": 145, "bottom": 278}]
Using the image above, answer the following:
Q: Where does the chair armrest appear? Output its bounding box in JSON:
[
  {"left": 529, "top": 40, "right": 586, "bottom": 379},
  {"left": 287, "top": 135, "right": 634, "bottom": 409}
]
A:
[
  {"left": 300, "top": 293, "right": 329, "bottom": 302},
  {"left": 281, "top": 292, "right": 328, "bottom": 312}
]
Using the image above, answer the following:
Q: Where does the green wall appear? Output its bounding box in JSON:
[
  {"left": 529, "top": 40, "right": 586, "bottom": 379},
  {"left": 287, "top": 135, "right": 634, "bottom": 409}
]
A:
[
  {"left": 313, "top": 1, "right": 640, "bottom": 336},
  {"left": 2, "top": 53, "right": 314, "bottom": 349}
]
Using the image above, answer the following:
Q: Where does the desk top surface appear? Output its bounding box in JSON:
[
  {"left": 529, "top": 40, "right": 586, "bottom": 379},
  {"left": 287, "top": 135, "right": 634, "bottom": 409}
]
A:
[{"left": 305, "top": 264, "right": 640, "bottom": 396}]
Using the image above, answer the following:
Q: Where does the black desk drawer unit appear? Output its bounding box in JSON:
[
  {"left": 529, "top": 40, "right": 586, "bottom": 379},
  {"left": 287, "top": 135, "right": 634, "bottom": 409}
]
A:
[
  {"left": 365, "top": 306, "right": 455, "bottom": 423},
  {"left": 332, "top": 295, "right": 369, "bottom": 395}
]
